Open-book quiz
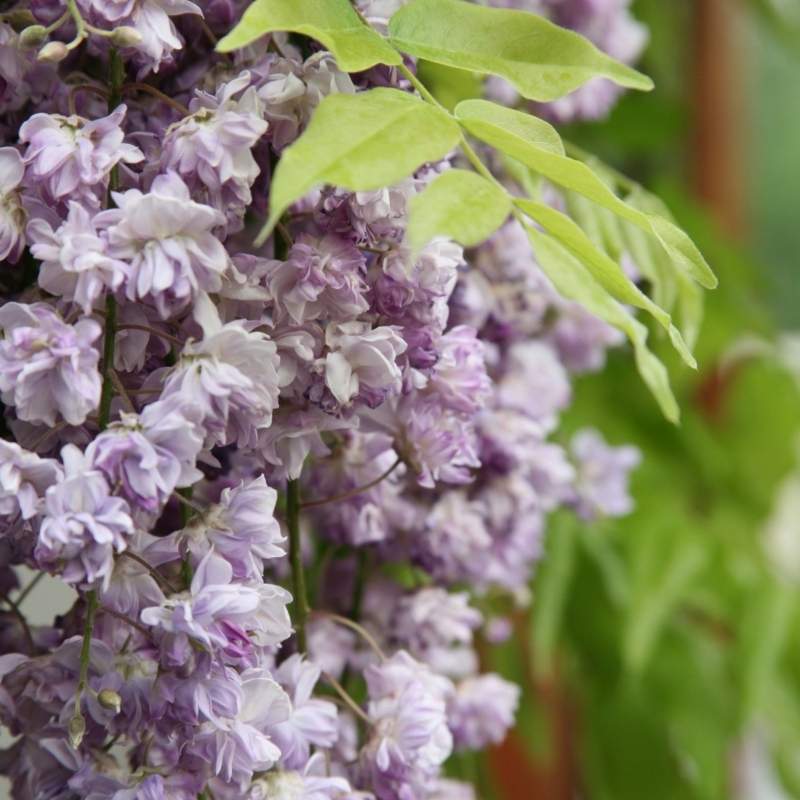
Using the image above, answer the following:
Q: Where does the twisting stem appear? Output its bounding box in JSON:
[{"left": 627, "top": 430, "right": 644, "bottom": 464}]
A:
[
  {"left": 68, "top": 84, "right": 109, "bottom": 116},
  {"left": 120, "top": 83, "right": 189, "bottom": 117},
  {"left": 15, "top": 571, "right": 44, "bottom": 606},
  {"left": 320, "top": 670, "right": 373, "bottom": 726},
  {"left": 0, "top": 591, "right": 35, "bottom": 654},
  {"left": 118, "top": 551, "right": 178, "bottom": 595},
  {"left": 29, "top": 420, "right": 68, "bottom": 452},
  {"left": 97, "top": 603, "right": 155, "bottom": 643},
  {"left": 172, "top": 489, "right": 204, "bottom": 515},
  {"left": 116, "top": 323, "right": 184, "bottom": 348},
  {"left": 287, "top": 479, "right": 310, "bottom": 653},
  {"left": 301, "top": 457, "right": 402, "bottom": 509},
  {"left": 107, "top": 369, "right": 135, "bottom": 413},
  {"left": 70, "top": 589, "right": 99, "bottom": 748},
  {"left": 310, "top": 610, "right": 386, "bottom": 662}
]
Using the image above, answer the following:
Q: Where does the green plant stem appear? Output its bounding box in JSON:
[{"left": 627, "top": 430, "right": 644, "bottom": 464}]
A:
[
  {"left": 98, "top": 47, "right": 124, "bottom": 431},
  {"left": 98, "top": 292, "right": 117, "bottom": 431},
  {"left": 287, "top": 479, "right": 310, "bottom": 653},
  {"left": 177, "top": 486, "right": 195, "bottom": 527},
  {"left": 70, "top": 589, "right": 98, "bottom": 747}
]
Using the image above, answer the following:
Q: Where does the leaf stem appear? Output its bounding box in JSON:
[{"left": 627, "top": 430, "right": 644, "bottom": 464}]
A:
[
  {"left": 118, "top": 551, "right": 178, "bottom": 595},
  {"left": 98, "top": 292, "right": 117, "bottom": 431},
  {"left": 287, "top": 479, "right": 310, "bottom": 653},
  {"left": 116, "top": 322, "right": 185, "bottom": 348},
  {"left": 320, "top": 669, "right": 373, "bottom": 726},
  {"left": 97, "top": 603, "right": 155, "bottom": 643},
  {"left": 0, "top": 591, "right": 35, "bottom": 654},
  {"left": 310, "top": 609, "right": 385, "bottom": 662},
  {"left": 301, "top": 457, "right": 402, "bottom": 508},
  {"left": 120, "top": 83, "right": 190, "bottom": 117}
]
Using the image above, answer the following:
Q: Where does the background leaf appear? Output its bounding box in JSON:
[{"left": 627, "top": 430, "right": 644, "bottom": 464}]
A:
[
  {"left": 388, "top": 0, "right": 653, "bottom": 101},
  {"left": 260, "top": 88, "right": 461, "bottom": 244},
  {"left": 524, "top": 223, "right": 680, "bottom": 422},
  {"left": 455, "top": 100, "right": 717, "bottom": 290},
  {"left": 408, "top": 169, "right": 511, "bottom": 251},
  {"left": 516, "top": 198, "right": 695, "bottom": 367},
  {"left": 217, "top": 0, "right": 401, "bottom": 72}
]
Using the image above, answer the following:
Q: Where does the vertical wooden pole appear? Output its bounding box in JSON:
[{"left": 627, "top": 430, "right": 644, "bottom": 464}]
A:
[{"left": 691, "top": 0, "right": 749, "bottom": 239}]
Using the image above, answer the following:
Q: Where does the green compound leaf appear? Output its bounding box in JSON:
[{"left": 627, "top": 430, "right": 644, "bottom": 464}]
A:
[
  {"left": 515, "top": 198, "right": 696, "bottom": 368},
  {"left": 408, "top": 169, "right": 512, "bottom": 251},
  {"left": 388, "top": 0, "right": 653, "bottom": 102},
  {"left": 260, "top": 88, "right": 461, "bottom": 245},
  {"left": 525, "top": 224, "right": 680, "bottom": 423},
  {"left": 455, "top": 100, "right": 717, "bottom": 290},
  {"left": 217, "top": 0, "right": 401, "bottom": 72}
]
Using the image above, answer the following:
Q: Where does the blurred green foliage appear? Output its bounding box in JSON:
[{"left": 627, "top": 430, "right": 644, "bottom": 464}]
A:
[{"left": 482, "top": 1, "right": 800, "bottom": 797}]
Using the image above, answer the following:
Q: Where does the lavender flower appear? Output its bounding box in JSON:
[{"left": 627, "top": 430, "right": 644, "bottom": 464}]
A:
[
  {"left": 313, "top": 321, "right": 407, "bottom": 410},
  {"left": 86, "top": 397, "right": 205, "bottom": 515},
  {"left": 266, "top": 233, "right": 369, "bottom": 325},
  {"left": 0, "top": 147, "right": 26, "bottom": 262},
  {"left": 0, "top": 440, "right": 63, "bottom": 522},
  {"left": 447, "top": 673, "right": 520, "bottom": 751},
  {"left": 570, "top": 427, "right": 641, "bottom": 519},
  {"left": 161, "top": 72, "right": 267, "bottom": 231},
  {"left": 28, "top": 201, "right": 130, "bottom": 315},
  {"left": 269, "top": 654, "right": 339, "bottom": 769},
  {"left": 0, "top": 303, "right": 102, "bottom": 426},
  {"left": 363, "top": 651, "right": 454, "bottom": 800},
  {"left": 19, "top": 107, "right": 143, "bottom": 212},
  {"left": 35, "top": 444, "right": 135, "bottom": 590},
  {"left": 161, "top": 320, "right": 280, "bottom": 448},
  {"left": 98, "top": 171, "right": 231, "bottom": 318}
]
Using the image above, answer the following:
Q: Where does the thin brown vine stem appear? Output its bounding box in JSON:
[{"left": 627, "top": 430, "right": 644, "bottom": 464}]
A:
[
  {"left": 68, "top": 84, "right": 109, "bottom": 116},
  {"left": 97, "top": 603, "right": 156, "bottom": 643},
  {"left": 107, "top": 369, "right": 135, "bottom": 413},
  {"left": 172, "top": 490, "right": 205, "bottom": 514},
  {"left": 310, "top": 609, "right": 386, "bottom": 662},
  {"left": 15, "top": 570, "right": 44, "bottom": 606},
  {"left": 29, "top": 420, "right": 68, "bottom": 452},
  {"left": 118, "top": 551, "right": 179, "bottom": 595},
  {"left": 0, "top": 591, "right": 35, "bottom": 654},
  {"left": 301, "top": 457, "right": 402, "bottom": 509},
  {"left": 115, "top": 322, "right": 185, "bottom": 348},
  {"left": 275, "top": 220, "right": 293, "bottom": 250},
  {"left": 320, "top": 670, "right": 373, "bottom": 726},
  {"left": 120, "top": 83, "right": 190, "bottom": 117}
]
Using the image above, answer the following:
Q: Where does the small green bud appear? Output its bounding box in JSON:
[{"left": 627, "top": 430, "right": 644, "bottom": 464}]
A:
[
  {"left": 97, "top": 689, "right": 122, "bottom": 714},
  {"left": 18, "top": 24, "right": 47, "bottom": 49},
  {"left": 37, "top": 41, "right": 69, "bottom": 63},
  {"left": 109, "top": 26, "right": 143, "bottom": 47},
  {"left": 68, "top": 713, "right": 85, "bottom": 749}
]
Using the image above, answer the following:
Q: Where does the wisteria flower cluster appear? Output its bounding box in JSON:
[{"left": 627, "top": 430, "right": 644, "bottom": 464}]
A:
[{"left": 0, "top": 0, "right": 645, "bottom": 799}]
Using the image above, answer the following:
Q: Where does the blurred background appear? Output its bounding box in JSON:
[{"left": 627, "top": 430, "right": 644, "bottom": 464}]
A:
[{"left": 476, "top": 0, "right": 800, "bottom": 798}]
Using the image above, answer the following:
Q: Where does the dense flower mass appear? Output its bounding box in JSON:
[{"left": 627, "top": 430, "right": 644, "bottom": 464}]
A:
[{"left": 0, "top": 1, "right": 647, "bottom": 799}]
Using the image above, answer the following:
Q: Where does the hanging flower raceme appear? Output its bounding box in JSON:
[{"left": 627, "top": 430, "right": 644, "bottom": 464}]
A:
[{"left": 0, "top": 0, "right": 660, "bottom": 798}]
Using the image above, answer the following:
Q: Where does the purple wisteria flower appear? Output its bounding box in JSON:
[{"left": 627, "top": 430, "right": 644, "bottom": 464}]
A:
[
  {"left": 98, "top": 170, "right": 231, "bottom": 317},
  {"left": 28, "top": 201, "right": 130, "bottom": 315},
  {"left": 0, "top": 3, "right": 647, "bottom": 796},
  {"left": 86, "top": 397, "right": 204, "bottom": 516},
  {"left": 35, "top": 444, "right": 134, "bottom": 589},
  {"left": 0, "top": 302, "right": 102, "bottom": 426},
  {"left": 19, "top": 107, "right": 143, "bottom": 212},
  {"left": 161, "top": 319, "right": 280, "bottom": 448},
  {"left": 0, "top": 147, "right": 26, "bottom": 262}
]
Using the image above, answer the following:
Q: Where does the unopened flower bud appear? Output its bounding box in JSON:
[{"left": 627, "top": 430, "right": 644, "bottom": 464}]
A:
[
  {"left": 97, "top": 688, "right": 122, "bottom": 714},
  {"left": 18, "top": 24, "right": 47, "bottom": 49},
  {"left": 6, "top": 10, "right": 37, "bottom": 32},
  {"left": 37, "top": 41, "right": 69, "bottom": 63},
  {"left": 110, "top": 26, "right": 143, "bottom": 46},
  {"left": 68, "top": 713, "right": 85, "bottom": 749}
]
